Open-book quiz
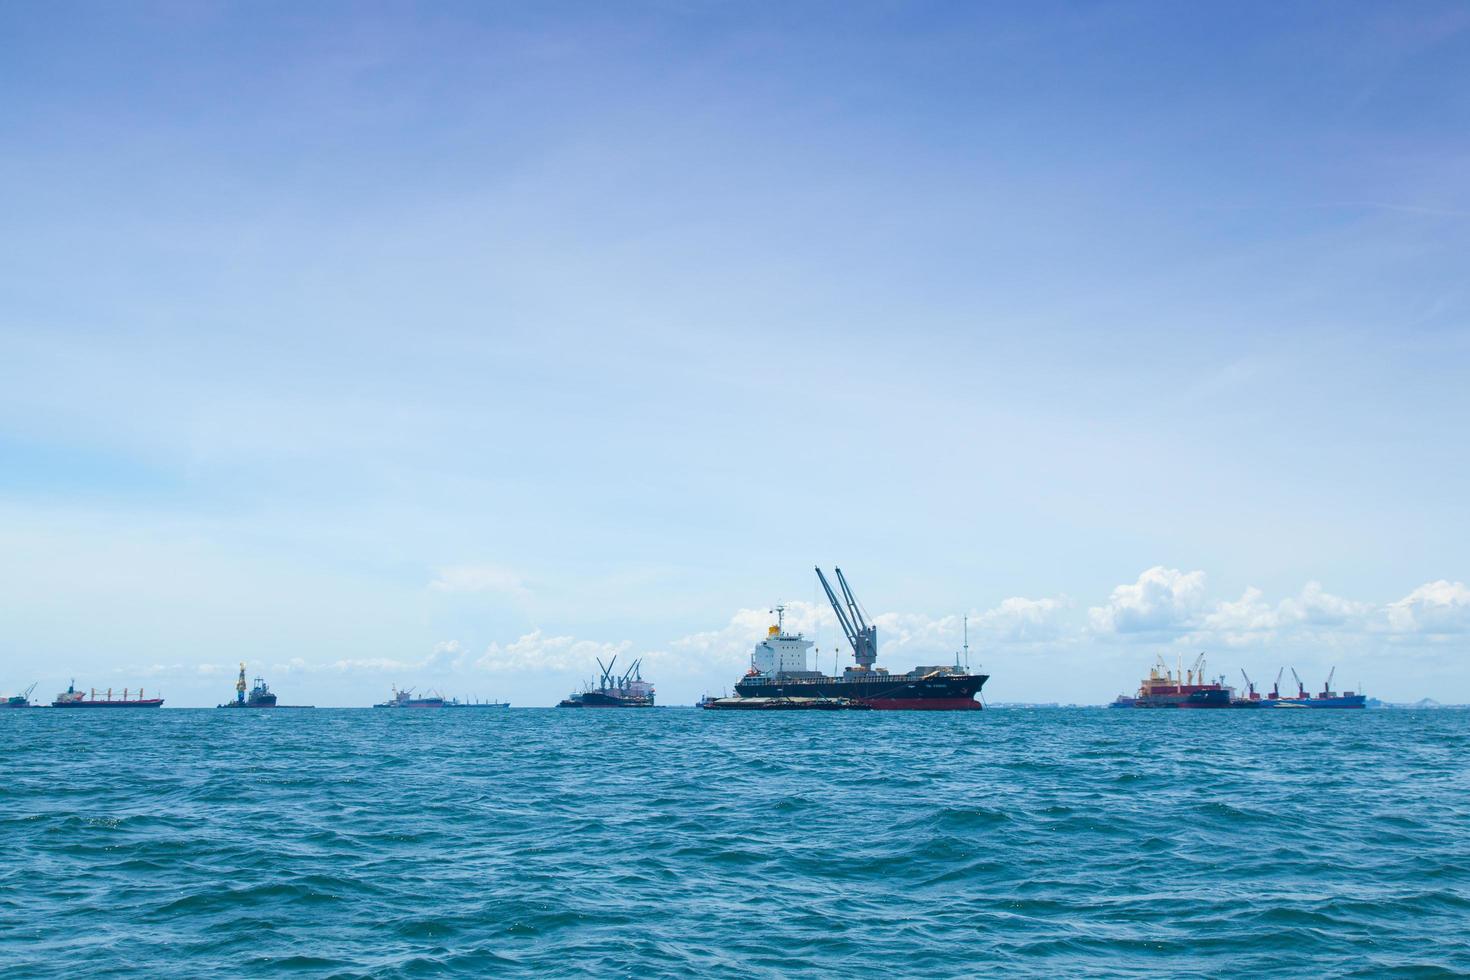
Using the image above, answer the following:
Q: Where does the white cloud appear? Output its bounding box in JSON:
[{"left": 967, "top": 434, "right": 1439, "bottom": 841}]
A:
[
  {"left": 474, "top": 629, "right": 630, "bottom": 673},
  {"left": 973, "top": 595, "right": 1072, "bottom": 643},
  {"left": 1089, "top": 567, "right": 1208, "bottom": 635},
  {"left": 1279, "top": 581, "right": 1372, "bottom": 627},
  {"left": 428, "top": 564, "right": 530, "bottom": 601},
  {"left": 1386, "top": 580, "right": 1470, "bottom": 634}
]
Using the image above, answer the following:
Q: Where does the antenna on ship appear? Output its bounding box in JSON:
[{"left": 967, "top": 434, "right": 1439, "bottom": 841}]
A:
[
  {"left": 770, "top": 604, "right": 786, "bottom": 635},
  {"left": 964, "top": 615, "right": 970, "bottom": 672}
]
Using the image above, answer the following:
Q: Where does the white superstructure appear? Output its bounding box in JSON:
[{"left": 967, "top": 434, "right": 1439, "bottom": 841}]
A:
[{"left": 750, "top": 605, "right": 815, "bottom": 676}]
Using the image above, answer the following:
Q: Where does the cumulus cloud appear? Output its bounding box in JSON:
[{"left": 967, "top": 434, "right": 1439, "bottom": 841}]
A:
[
  {"left": 428, "top": 564, "right": 530, "bottom": 601},
  {"left": 1089, "top": 567, "right": 1207, "bottom": 635},
  {"left": 973, "top": 596, "right": 1072, "bottom": 643},
  {"left": 475, "top": 630, "right": 630, "bottom": 673},
  {"left": 1386, "top": 580, "right": 1470, "bottom": 634}
]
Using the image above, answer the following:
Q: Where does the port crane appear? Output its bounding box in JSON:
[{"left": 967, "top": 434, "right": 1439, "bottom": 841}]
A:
[
  {"left": 1290, "top": 667, "right": 1307, "bottom": 699},
  {"left": 815, "top": 567, "right": 877, "bottom": 670}
]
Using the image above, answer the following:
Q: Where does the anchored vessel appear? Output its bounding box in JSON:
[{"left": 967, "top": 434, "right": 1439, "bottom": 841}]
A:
[
  {"left": 1111, "top": 655, "right": 1232, "bottom": 708},
  {"left": 445, "top": 697, "right": 510, "bottom": 709},
  {"left": 375, "top": 687, "right": 448, "bottom": 708},
  {"left": 1238, "top": 667, "right": 1366, "bottom": 709},
  {"left": 3, "top": 683, "right": 38, "bottom": 708},
  {"left": 51, "top": 681, "right": 164, "bottom": 708},
  {"left": 219, "top": 663, "right": 312, "bottom": 708},
  {"left": 730, "top": 568, "right": 988, "bottom": 710},
  {"left": 558, "top": 657, "right": 655, "bottom": 707}
]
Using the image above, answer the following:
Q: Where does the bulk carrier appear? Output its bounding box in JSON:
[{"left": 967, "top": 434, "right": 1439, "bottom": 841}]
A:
[
  {"left": 52, "top": 681, "right": 163, "bottom": 708},
  {"left": 728, "top": 568, "right": 988, "bottom": 710},
  {"left": 1110, "top": 655, "right": 1231, "bottom": 708},
  {"left": 558, "top": 657, "right": 654, "bottom": 707}
]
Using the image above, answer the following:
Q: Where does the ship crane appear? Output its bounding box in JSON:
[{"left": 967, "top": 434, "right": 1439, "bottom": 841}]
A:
[
  {"left": 1290, "top": 667, "right": 1307, "bottom": 699},
  {"left": 596, "top": 656, "right": 618, "bottom": 691},
  {"left": 1241, "top": 670, "right": 1255, "bottom": 697},
  {"left": 1322, "top": 666, "right": 1336, "bottom": 698},
  {"left": 1271, "top": 668, "right": 1284, "bottom": 698},
  {"left": 815, "top": 567, "right": 877, "bottom": 670}
]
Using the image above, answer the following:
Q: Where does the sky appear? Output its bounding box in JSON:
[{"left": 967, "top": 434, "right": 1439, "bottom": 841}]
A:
[{"left": 2, "top": 1, "right": 1468, "bottom": 706}]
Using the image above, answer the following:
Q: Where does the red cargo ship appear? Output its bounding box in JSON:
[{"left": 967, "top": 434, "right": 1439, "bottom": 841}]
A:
[
  {"left": 1110, "top": 655, "right": 1231, "bottom": 708},
  {"left": 51, "top": 680, "right": 164, "bottom": 708}
]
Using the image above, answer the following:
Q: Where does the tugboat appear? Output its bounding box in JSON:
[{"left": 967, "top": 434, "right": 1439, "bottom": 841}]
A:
[
  {"left": 218, "top": 663, "right": 312, "bottom": 708},
  {"left": 51, "top": 680, "right": 164, "bottom": 708},
  {"left": 1110, "top": 654, "right": 1232, "bottom": 708},
  {"left": 727, "top": 568, "right": 988, "bottom": 710},
  {"left": 3, "top": 683, "right": 37, "bottom": 708},
  {"left": 558, "top": 657, "right": 655, "bottom": 707},
  {"left": 374, "top": 686, "right": 448, "bottom": 708}
]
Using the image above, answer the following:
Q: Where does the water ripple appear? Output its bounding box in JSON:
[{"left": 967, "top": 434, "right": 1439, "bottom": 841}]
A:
[{"left": 2, "top": 708, "right": 1469, "bottom": 977}]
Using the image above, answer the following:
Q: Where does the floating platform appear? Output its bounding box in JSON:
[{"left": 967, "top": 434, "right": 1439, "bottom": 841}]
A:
[{"left": 701, "top": 696, "right": 873, "bottom": 711}]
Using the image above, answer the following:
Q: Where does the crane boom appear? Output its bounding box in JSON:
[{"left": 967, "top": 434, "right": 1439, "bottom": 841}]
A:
[
  {"left": 1240, "top": 669, "right": 1254, "bottom": 696},
  {"left": 1323, "top": 666, "right": 1336, "bottom": 696},
  {"left": 1290, "top": 667, "right": 1305, "bottom": 697},
  {"left": 815, "top": 566, "right": 878, "bottom": 670},
  {"left": 835, "top": 568, "right": 870, "bottom": 631}
]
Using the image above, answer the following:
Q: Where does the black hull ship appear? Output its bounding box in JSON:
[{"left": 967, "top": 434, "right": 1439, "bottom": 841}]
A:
[
  {"left": 558, "top": 657, "right": 654, "bottom": 708},
  {"left": 219, "top": 663, "right": 311, "bottom": 708},
  {"left": 726, "top": 568, "right": 988, "bottom": 711}
]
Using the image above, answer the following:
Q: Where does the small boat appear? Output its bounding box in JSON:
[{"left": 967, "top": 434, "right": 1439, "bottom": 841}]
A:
[{"left": 3, "top": 683, "right": 37, "bottom": 708}]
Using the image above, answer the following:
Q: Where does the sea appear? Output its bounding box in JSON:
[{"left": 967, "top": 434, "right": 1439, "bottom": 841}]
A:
[{"left": 2, "top": 707, "right": 1468, "bottom": 978}]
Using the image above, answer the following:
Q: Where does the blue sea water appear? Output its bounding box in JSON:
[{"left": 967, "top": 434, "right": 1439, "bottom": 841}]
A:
[{"left": 2, "top": 707, "right": 1468, "bottom": 978}]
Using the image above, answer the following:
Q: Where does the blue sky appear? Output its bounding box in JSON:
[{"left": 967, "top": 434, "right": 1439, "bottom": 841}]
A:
[{"left": 2, "top": 1, "right": 1468, "bottom": 705}]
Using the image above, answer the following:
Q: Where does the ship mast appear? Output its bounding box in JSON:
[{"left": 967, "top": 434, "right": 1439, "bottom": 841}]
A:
[{"left": 236, "top": 662, "right": 248, "bottom": 705}]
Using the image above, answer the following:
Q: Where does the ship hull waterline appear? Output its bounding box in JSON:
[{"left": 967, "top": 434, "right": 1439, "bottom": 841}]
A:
[{"left": 733, "top": 674, "right": 987, "bottom": 710}]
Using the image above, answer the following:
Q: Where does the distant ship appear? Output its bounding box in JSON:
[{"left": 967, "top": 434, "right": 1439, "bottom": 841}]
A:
[
  {"left": 728, "top": 568, "right": 988, "bottom": 710},
  {"left": 1238, "top": 668, "right": 1366, "bottom": 709},
  {"left": 375, "top": 687, "right": 448, "bottom": 708},
  {"left": 445, "top": 697, "right": 510, "bottom": 709},
  {"left": 219, "top": 663, "right": 312, "bottom": 708},
  {"left": 558, "top": 657, "right": 655, "bottom": 707},
  {"left": 1111, "top": 655, "right": 1231, "bottom": 708},
  {"left": 52, "top": 680, "right": 164, "bottom": 709},
  {"left": 3, "top": 683, "right": 37, "bottom": 708}
]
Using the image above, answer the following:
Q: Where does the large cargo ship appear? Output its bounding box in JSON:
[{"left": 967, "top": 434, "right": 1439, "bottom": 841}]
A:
[
  {"left": 730, "top": 568, "right": 988, "bottom": 710},
  {"left": 1255, "top": 668, "right": 1366, "bottom": 709},
  {"left": 558, "top": 657, "right": 654, "bottom": 707},
  {"left": 52, "top": 681, "right": 164, "bottom": 708},
  {"left": 1110, "top": 655, "right": 1232, "bottom": 708}
]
